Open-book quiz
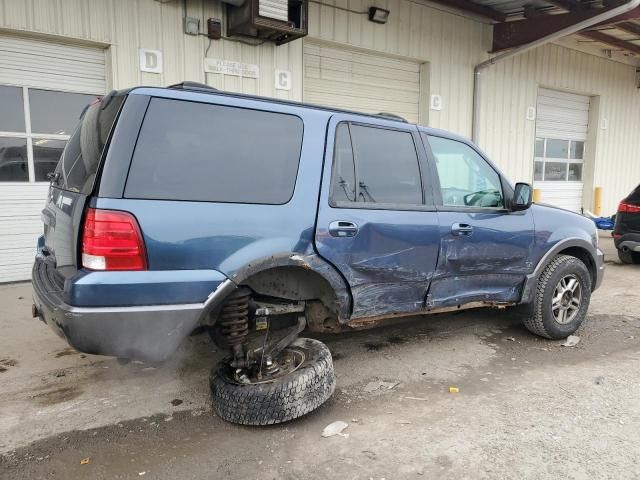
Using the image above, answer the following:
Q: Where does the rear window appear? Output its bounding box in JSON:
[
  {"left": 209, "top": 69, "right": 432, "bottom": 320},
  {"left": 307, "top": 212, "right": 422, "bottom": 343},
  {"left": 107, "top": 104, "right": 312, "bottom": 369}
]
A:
[
  {"left": 55, "top": 94, "right": 125, "bottom": 193},
  {"left": 627, "top": 185, "right": 640, "bottom": 204},
  {"left": 125, "top": 98, "right": 303, "bottom": 204}
]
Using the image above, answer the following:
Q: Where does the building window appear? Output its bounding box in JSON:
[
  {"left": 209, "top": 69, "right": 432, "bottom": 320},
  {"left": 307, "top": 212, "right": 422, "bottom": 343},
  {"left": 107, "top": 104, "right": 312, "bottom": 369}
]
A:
[
  {"left": 0, "top": 85, "right": 95, "bottom": 183},
  {"left": 533, "top": 137, "right": 585, "bottom": 182}
]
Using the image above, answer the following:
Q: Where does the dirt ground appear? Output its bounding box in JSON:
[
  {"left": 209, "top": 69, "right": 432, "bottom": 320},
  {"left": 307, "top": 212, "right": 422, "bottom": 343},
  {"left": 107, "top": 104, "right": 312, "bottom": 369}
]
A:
[{"left": 1, "top": 234, "right": 639, "bottom": 480}]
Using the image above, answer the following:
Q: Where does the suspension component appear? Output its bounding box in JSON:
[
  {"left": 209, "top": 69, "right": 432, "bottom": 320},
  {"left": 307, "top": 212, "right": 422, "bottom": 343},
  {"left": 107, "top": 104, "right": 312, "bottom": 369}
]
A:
[{"left": 217, "top": 288, "right": 251, "bottom": 360}]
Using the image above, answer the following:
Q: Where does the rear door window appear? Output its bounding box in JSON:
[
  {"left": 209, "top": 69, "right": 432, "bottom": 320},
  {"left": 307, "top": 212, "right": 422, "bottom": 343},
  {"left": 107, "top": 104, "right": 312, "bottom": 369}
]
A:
[
  {"left": 329, "top": 122, "right": 423, "bottom": 206},
  {"left": 125, "top": 98, "right": 303, "bottom": 205}
]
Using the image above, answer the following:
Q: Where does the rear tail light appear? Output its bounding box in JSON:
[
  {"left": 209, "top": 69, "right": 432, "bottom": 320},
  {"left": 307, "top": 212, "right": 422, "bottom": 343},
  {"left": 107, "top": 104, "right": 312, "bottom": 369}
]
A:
[
  {"left": 618, "top": 201, "right": 640, "bottom": 214},
  {"left": 81, "top": 208, "right": 147, "bottom": 271}
]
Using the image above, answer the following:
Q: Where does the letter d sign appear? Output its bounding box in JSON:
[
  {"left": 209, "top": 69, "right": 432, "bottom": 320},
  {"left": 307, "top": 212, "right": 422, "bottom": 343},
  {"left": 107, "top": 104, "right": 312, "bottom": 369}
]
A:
[{"left": 139, "top": 49, "right": 163, "bottom": 74}]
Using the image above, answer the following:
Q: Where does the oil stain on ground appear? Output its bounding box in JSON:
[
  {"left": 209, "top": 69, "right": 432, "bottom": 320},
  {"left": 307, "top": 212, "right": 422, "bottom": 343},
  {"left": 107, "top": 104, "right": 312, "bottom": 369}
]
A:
[
  {"left": 0, "top": 358, "right": 18, "bottom": 373},
  {"left": 54, "top": 348, "right": 78, "bottom": 358},
  {"left": 31, "top": 386, "right": 83, "bottom": 406}
]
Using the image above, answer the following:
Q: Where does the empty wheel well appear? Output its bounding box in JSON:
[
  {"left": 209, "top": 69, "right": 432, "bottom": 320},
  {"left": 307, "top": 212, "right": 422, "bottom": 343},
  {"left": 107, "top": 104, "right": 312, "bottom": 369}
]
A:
[
  {"left": 242, "top": 266, "right": 341, "bottom": 317},
  {"left": 557, "top": 246, "right": 597, "bottom": 290}
]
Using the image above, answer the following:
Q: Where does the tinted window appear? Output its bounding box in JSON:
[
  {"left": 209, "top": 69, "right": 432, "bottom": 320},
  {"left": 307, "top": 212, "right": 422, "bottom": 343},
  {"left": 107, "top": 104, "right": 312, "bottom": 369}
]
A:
[
  {"left": 126, "top": 99, "right": 303, "bottom": 204},
  {"left": 330, "top": 123, "right": 356, "bottom": 203},
  {"left": 427, "top": 135, "right": 504, "bottom": 209},
  {"left": 55, "top": 94, "right": 124, "bottom": 193},
  {"left": 348, "top": 124, "right": 422, "bottom": 205}
]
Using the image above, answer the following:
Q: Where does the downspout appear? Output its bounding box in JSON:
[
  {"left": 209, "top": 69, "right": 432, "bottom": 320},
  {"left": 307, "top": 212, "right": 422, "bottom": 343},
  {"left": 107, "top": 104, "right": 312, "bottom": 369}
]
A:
[{"left": 471, "top": 0, "right": 640, "bottom": 143}]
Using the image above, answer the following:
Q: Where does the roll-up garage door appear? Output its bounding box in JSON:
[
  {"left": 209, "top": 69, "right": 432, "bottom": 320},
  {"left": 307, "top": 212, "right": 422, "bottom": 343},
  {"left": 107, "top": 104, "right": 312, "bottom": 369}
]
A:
[
  {"left": 533, "top": 88, "right": 590, "bottom": 212},
  {"left": 0, "top": 34, "right": 106, "bottom": 282},
  {"left": 303, "top": 41, "right": 421, "bottom": 123}
]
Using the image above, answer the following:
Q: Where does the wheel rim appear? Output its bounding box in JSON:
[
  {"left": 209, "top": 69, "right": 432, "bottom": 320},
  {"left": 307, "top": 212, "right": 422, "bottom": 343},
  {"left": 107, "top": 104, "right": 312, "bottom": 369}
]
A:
[
  {"left": 551, "top": 274, "right": 582, "bottom": 325},
  {"left": 222, "top": 347, "right": 306, "bottom": 385}
]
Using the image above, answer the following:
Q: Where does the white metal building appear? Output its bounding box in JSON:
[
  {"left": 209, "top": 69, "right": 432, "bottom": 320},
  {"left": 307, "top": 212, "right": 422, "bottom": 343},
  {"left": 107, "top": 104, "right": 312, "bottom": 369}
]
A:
[{"left": 1, "top": 0, "right": 640, "bottom": 282}]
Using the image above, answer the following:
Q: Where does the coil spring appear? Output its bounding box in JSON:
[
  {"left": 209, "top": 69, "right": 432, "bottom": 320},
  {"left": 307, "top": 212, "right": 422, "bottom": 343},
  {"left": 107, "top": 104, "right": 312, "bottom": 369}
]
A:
[{"left": 218, "top": 289, "right": 251, "bottom": 347}]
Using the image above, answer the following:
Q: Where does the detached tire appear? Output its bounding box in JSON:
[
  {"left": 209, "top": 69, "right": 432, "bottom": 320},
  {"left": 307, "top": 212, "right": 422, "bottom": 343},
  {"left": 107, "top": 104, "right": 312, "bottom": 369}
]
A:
[
  {"left": 523, "top": 254, "right": 592, "bottom": 340},
  {"left": 210, "top": 338, "right": 336, "bottom": 425}
]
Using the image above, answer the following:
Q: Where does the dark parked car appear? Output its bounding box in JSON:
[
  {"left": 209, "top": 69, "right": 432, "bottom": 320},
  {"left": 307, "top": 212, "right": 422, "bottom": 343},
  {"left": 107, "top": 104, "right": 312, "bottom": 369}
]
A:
[
  {"left": 32, "top": 83, "right": 604, "bottom": 425},
  {"left": 613, "top": 184, "right": 640, "bottom": 264}
]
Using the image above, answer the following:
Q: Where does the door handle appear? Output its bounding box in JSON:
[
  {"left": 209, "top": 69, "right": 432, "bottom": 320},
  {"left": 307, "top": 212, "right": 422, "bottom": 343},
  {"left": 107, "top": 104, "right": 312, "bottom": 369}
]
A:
[
  {"left": 451, "top": 223, "right": 473, "bottom": 236},
  {"left": 329, "top": 221, "right": 359, "bottom": 238}
]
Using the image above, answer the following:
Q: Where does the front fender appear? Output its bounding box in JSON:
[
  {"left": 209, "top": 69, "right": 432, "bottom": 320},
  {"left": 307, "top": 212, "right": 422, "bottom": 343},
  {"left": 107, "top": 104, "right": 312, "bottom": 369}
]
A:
[{"left": 519, "top": 237, "right": 601, "bottom": 304}]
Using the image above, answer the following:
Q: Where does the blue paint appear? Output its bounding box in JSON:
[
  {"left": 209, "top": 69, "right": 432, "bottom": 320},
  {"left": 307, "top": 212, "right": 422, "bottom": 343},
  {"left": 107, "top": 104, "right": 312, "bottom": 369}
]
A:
[{"left": 35, "top": 86, "right": 602, "bottom": 320}]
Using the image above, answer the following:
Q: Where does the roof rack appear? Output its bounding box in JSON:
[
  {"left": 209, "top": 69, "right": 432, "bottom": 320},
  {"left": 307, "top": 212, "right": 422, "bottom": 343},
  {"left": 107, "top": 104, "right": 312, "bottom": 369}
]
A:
[
  {"left": 375, "top": 112, "right": 408, "bottom": 123},
  {"left": 167, "top": 81, "right": 218, "bottom": 92}
]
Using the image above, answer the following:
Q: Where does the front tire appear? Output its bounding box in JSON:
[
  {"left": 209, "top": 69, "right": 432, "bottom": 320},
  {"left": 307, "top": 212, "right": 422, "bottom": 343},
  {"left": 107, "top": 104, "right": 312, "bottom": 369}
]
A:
[
  {"left": 210, "top": 338, "right": 336, "bottom": 425},
  {"left": 523, "top": 255, "right": 591, "bottom": 340}
]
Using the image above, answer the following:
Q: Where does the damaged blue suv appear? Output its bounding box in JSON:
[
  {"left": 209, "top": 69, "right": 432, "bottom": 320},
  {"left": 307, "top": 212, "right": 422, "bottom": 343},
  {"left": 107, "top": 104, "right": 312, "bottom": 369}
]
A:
[{"left": 32, "top": 82, "right": 604, "bottom": 425}]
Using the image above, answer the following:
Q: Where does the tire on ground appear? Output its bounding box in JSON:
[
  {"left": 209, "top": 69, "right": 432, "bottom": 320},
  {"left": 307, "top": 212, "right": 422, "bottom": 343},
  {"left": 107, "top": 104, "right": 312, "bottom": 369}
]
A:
[
  {"left": 617, "top": 249, "right": 640, "bottom": 265},
  {"left": 522, "top": 254, "right": 592, "bottom": 340},
  {"left": 210, "top": 338, "right": 336, "bottom": 425}
]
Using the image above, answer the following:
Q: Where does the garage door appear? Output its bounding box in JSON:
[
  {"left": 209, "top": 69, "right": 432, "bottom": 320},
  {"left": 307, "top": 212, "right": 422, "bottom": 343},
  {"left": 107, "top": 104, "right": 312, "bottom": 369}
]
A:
[
  {"left": 533, "top": 88, "right": 590, "bottom": 212},
  {"left": 0, "top": 34, "right": 106, "bottom": 282},
  {"left": 303, "top": 41, "right": 421, "bottom": 123}
]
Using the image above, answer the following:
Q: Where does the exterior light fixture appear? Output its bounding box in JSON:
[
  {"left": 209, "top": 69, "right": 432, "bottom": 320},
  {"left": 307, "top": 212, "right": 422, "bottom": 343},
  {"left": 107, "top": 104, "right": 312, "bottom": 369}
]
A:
[{"left": 368, "top": 6, "right": 390, "bottom": 24}]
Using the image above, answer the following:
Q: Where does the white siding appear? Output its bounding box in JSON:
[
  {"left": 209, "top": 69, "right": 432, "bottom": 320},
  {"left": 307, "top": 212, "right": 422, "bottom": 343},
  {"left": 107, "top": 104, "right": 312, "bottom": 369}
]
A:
[
  {"left": 0, "top": 184, "right": 48, "bottom": 282},
  {"left": 476, "top": 43, "right": 640, "bottom": 214},
  {"left": 303, "top": 40, "right": 422, "bottom": 122},
  {"left": 307, "top": 0, "right": 489, "bottom": 136},
  {"left": 0, "top": 0, "right": 303, "bottom": 100},
  {"left": 0, "top": 34, "right": 106, "bottom": 93}
]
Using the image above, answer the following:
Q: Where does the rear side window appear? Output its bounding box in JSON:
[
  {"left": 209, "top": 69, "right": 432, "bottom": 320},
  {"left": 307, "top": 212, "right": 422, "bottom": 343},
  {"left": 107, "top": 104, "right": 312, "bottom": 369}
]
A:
[
  {"left": 329, "top": 123, "right": 423, "bottom": 206},
  {"left": 56, "top": 94, "right": 125, "bottom": 194},
  {"left": 125, "top": 98, "right": 303, "bottom": 204}
]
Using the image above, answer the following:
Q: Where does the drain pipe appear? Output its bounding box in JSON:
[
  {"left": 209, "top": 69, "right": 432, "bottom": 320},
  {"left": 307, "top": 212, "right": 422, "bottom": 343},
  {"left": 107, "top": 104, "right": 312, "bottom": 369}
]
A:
[{"left": 471, "top": 0, "right": 640, "bottom": 143}]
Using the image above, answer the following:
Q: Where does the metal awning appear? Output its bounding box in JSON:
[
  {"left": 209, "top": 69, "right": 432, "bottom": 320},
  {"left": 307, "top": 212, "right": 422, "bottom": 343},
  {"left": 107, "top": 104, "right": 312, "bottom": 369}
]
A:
[{"left": 428, "top": 0, "right": 640, "bottom": 56}]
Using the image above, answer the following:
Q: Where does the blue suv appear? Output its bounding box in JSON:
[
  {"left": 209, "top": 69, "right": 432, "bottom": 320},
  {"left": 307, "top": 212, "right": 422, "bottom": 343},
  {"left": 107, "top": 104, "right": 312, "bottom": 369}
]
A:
[{"left": 32, "top": 82, "right": 604, "bottom": 425}]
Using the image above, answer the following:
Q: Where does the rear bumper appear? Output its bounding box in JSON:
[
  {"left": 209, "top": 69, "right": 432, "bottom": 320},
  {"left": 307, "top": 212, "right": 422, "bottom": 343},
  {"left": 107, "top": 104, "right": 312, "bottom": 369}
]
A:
[
  {"left": 614, "top": 233, "right": 640, "bottom": 252},
  {"left": 31, "top": 260, "right": 236, "bottom": 362}
]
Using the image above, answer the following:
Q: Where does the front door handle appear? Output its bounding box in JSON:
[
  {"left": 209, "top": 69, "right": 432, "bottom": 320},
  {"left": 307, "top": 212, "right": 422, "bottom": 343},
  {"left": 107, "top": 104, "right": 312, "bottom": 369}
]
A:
[
  {"left": 329, "top": 221, "right": 359, "bottom": 238},
  {"left": 451, "top": 223, "right": 473, "bottom": 236}
]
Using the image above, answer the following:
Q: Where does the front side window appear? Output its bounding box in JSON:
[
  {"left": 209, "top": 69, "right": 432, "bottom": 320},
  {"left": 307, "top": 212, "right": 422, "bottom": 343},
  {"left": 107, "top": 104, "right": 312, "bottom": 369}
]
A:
[
  {"left": 426, "top": 135, "right": 504, "bottom": 209},
  {"left": 125, "top": 98, "right": 303, "bottom": 204},
  {"left": 330, "top": 123, "right": 423, "bottom": 206}
]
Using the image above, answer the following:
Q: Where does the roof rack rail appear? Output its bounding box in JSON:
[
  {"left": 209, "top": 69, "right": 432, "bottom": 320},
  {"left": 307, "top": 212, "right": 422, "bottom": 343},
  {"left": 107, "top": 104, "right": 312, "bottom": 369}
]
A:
[
  {"left": 168, "top": 81, "right": 218, "bottom": 92},
  {"left": 375, "top": 112, "right": 408, "bottom": 123}
]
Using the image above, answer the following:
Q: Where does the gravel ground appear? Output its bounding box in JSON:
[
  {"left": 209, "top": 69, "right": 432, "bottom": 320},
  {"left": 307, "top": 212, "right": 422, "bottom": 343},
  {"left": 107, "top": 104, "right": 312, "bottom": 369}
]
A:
[{"left": 1, "top": 234, "right": 639, "bottom": 479}]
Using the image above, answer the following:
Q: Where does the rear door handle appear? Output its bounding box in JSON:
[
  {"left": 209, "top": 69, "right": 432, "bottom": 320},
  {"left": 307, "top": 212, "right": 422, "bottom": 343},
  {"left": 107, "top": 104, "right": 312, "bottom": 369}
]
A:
[
  {"left": 451, "top": 223, "right": 473, "bottom": 236},
  {"left": 329, "top": 221, "right": 359, "bottom": 238}
]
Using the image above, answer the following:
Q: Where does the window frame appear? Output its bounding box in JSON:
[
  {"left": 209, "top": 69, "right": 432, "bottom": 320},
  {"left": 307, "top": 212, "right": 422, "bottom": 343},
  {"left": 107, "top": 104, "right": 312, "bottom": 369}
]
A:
[
  {"left": 328, "top": 120, "right": 434, "bottom": 212},
  {"left": 533, "top": 136, "right": 585, "bottom": 183},
  {"left": 0, "top": 84, "right": 95, "bottom": 184},
  {"left": 422, "top": 132, "right": 511, "bottom": 214}
]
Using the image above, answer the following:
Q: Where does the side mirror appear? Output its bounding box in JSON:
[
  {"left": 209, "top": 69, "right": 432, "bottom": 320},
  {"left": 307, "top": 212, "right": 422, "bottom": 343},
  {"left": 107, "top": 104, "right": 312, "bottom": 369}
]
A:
[{"left": 512, "top": 182, "right": 533, "bottom": 211}]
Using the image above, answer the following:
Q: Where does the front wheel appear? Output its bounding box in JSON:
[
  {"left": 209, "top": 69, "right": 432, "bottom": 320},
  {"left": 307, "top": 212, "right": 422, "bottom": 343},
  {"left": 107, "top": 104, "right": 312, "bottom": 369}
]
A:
[
  {"left": 523, "top": 255, "right": 592, "bottom": 340},
  {"left": 210, "top": 338, "right": 336, "bottom": 425}
]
